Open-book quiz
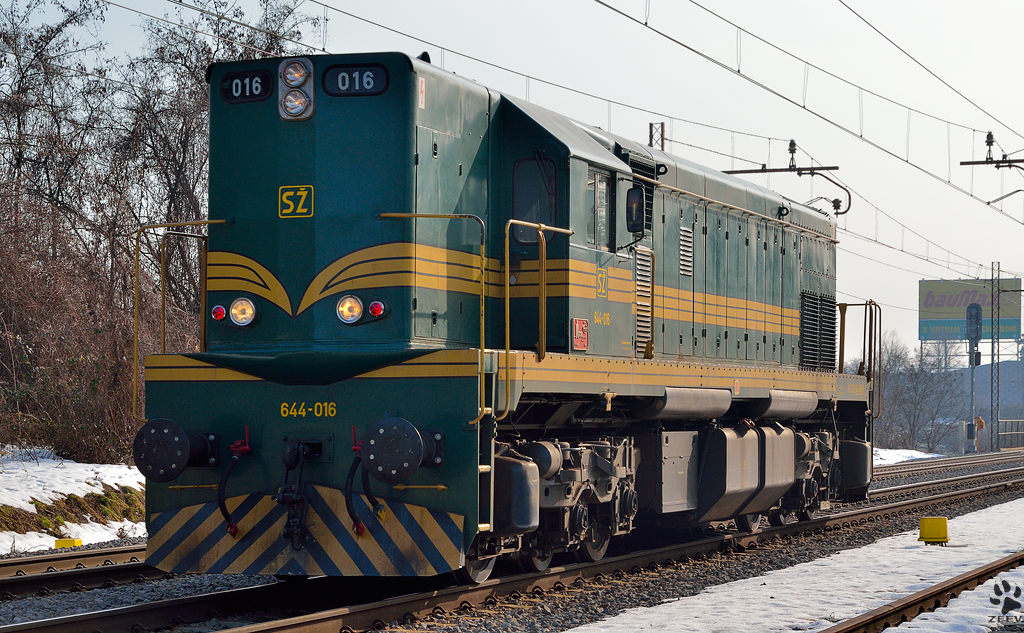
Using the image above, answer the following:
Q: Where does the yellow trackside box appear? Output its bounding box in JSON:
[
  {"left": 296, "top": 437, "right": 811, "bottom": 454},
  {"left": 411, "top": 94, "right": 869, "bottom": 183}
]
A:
[
  {"left": 54, "top": 538, "right": 82, "bottom": 549},
  {"left": 918, "top": 517, "right": 949, "bottom": 544}
]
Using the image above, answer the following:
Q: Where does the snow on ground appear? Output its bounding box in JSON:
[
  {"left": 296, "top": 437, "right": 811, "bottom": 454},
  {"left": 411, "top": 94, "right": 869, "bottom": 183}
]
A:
[
  {"left": 0, "top": 448, "right": 146, "bottom": 553},
  {"left": 895, "top": 565, "right": 1024, "bottom": 632},
  {"left": 565, "top": 498, "right": 1024, "bottom": 633},
  {"left": 874, "top": 448, "right": 945, "bottom": 465}
]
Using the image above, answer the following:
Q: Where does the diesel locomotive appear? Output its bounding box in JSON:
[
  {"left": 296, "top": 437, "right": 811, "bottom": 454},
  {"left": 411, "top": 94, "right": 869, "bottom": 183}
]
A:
[{"left": 132, "top": 51, "right": 879, "bottom": 583}]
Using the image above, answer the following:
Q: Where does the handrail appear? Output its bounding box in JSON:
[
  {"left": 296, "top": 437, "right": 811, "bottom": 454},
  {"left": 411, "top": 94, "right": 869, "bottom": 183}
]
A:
[
  {"left": 495, "top": 220, "right": 574, "bottom": 421},
  {"left": 838, "top": 300, "right": 882, "bottom": 420},
  {"left": 377, "top": 213, "right": 491, "bottom": 426},
  {"left": 133, "top": 219, "right": 229, "bottom": 424},
  {"left": 159, "top": 231, "right": 209, "bottom": 354}
]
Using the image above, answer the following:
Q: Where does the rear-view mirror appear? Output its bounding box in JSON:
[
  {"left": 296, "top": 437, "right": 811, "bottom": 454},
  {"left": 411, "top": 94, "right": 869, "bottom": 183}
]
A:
[{"left": 625, "top": 187, "right": 645, "bottom": 234}]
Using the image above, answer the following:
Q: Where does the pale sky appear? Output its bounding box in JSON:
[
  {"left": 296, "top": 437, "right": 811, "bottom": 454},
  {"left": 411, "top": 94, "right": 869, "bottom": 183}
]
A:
[{"left": 90, "top": 0, "right": 1024, "bottom": 359}]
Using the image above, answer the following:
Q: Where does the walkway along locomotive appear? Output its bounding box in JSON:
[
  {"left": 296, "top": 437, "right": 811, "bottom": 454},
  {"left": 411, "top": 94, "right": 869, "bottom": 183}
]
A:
[{"left": 131, "top": 52, "right": 880, "bottom": 583}]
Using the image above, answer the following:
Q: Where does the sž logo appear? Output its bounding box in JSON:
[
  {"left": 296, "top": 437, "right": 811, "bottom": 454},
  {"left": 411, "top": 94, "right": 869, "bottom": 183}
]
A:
[{"left": 991, "top": 579, "right": 1022, "bottom": 615}]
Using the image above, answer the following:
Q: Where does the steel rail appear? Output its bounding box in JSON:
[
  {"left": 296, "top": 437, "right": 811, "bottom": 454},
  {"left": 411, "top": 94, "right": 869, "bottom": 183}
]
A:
[
  {"left": 0, "top": 545, "right": 145, "bottom": 578},
  {"left": 819, "top": 550, "right": 1024, "bottom": 633},
  {"left": 868, "top": 466, "right": 1024, "bottom": 500},
  {"left": 0, "top": 561, "right": 161, "bottom": 600},
  {"left": 9, "top": 476, "right": 1019, "bottom": 633},
  {"left": 874, "top": 451, "right": 1024, "bottom": 479}
]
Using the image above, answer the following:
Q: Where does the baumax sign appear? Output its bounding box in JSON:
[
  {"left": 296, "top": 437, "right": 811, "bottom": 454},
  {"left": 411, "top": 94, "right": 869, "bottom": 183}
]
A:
[{"left": 918, "top": 279, "right": 1021, "bottom": 341}]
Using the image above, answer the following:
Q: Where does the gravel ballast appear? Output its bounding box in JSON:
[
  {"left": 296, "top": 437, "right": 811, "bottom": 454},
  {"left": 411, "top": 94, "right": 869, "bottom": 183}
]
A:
[{"left": 0, "top": 477, "right": 1021, "bottom": 631}]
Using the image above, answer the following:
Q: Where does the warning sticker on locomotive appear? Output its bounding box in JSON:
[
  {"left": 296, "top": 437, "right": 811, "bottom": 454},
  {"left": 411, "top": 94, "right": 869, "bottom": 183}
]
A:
[
  {"left": 572, "top": 318, "right": 589, "bottom": 351},
  {"left": 279, "top": 186, "right": 314, "bottom": 218}
]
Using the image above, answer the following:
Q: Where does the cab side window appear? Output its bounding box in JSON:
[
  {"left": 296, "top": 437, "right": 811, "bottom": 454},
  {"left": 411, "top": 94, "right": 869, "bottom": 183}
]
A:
[
  {"left": 513, "top": 156, "right": 557, "bottom": 243},
  {"left": 587, "top": 169, "right": 613, "bottom": 251}
]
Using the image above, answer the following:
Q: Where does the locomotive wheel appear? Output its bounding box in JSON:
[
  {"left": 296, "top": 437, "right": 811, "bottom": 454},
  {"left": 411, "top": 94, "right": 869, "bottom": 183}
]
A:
[
  {"left": 767, "top": 512, "right": 789, "bottom": 527},
  {"left": 577, "top": 530, "right": 610, "bottom": 562},
  {"left": 797, "top": 508, "right": 818, "bottom": 522},
  {"left": 735, "top": 513, "right": 762, "bottom": 533},
  {"left": 455, "top": 556, "right": 496, "bottom": 584},
  {"left": 519, "top": 549, "right": 554, "bottom": 573}
]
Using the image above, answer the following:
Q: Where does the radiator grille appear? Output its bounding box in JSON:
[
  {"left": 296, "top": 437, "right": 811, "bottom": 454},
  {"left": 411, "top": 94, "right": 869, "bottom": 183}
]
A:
[
  {"left": 629, "top": 158, "right": 656, "bottom": 230},
  {"left": 679, "top": 226, "right": 694, "bottom": 276},
  {"left": 799, "top": 292, "right": 837, "bottom": 371},
  {"left": 636, "top": 248, "right": 654, "bottom": 354}
]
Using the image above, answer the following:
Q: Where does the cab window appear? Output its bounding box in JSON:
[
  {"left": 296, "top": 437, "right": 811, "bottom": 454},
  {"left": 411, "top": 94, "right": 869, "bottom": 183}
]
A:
[
  {"left": 513, "top": 156, "right": 557, "bottom": 243},
  {"left": 587, "top": 169, "right": 614, "bottom": 251}
]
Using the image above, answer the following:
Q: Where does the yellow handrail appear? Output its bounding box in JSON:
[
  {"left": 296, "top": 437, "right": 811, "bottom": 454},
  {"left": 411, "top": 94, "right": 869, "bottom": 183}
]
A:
[
  {"left": 495, "top": 220, "right": 573, "bottom": 421},
  {"left": 837, "top": 300, "right": 882, "bottom": 420},
  {"left": 159, "top": 231, "right": 209, "bottom": 353},
  {"left": 378, "top": 213, "right": 492, "bottom": 425},
  {"left": 133, "top": 220, "right": 229, "bottom": 424}
]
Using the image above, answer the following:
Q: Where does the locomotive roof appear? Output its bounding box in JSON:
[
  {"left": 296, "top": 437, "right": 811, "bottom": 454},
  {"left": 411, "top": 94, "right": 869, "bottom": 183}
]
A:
[
  {"left": 405, "top": 52, "right": 835, "bottom": 240},
  {"left": 497, "top": 89, "right": 835, "bottom": 240}
]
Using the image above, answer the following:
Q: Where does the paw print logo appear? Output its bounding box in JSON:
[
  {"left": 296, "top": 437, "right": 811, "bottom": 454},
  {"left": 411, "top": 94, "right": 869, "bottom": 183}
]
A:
[{"left": 990, "top": 579, "right": 1023, "bottom": 615}]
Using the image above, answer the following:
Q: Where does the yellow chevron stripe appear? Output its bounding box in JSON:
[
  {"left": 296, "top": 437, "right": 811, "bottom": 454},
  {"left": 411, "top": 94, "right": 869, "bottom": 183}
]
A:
[
  {"left": 206, "top": 244, "right": 814, "bottom": 341},
  {"left": 208, "top": 251, "right": 292, "bottom": 314},
  {"left": 147, "top": 490, "right": 465, "bottom": 577},
  {"left": 416, "top": 506, "right": 462, "bottom": 566},
  {"left": 498, "top": 351, "right": 836, "bottom": 393},
  {"left": 144, "top": 350, "right": 482, "bottom": 383},
  {"left": 221, "top": 497, "right": 285, "bottom": 574},
  {"left": 305, "top": 512, "right": 360, "bottom": 574}
]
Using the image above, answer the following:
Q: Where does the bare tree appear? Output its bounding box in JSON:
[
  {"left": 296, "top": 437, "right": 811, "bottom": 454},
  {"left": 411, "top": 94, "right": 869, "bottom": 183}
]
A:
[
  {"left": 870, "top": 331, "right": 965, "bottom": 452},
  {"left": 0, "top": 0, "right": 318, "bottom": 463}
]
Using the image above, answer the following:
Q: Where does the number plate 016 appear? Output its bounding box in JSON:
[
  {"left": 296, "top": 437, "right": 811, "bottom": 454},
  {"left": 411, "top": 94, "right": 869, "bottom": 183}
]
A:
[{"left": 220, "top": 69, "right": 273, "bottom": 104}]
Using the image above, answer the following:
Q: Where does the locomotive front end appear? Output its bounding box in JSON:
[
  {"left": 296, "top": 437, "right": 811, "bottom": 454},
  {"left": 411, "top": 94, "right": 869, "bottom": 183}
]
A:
[{"left": 134, "top": 53, "right": 490, "bottom": 577}]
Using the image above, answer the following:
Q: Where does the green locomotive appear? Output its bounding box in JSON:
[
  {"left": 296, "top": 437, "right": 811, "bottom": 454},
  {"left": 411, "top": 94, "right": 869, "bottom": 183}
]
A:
[{"left": 132, "top": 52, "right": 877, "bottom": 582}]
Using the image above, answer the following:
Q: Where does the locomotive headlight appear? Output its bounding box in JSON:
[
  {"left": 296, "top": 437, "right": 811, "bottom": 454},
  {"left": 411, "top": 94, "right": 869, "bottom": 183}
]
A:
[
  {"left": 337, "top": 295, "right": 362, "bottom": 324},
  {"left": 281, "top": 61, "right": 309, "bottom": 87},
  {"left": 281, "top": 89, "right": 311, "bottom": 116},
  {"left": 229, "top": 297, "right": 257, "bottom": 326}
]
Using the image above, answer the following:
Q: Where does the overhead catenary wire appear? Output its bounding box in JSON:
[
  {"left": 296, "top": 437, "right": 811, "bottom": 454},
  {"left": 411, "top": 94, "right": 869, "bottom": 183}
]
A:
[
  {"left": 836, "top": 289, "right": 916, "bottom": 313},
  {"left": 162, "top": 0, "right": 328, "bottom": 54},
  {"left": 686, "top": 0, "right": 991, "bottom": 138},
  {"left": 43, "top": 2, "right": 1019, "bottom": 284},
  {"left": 98, "top": 0, "right": 279, "bottom": 58},
  {"left": 588, "top": 0, "right": 1024, "bottom": 230},
  {"left": 798, "top": 145, "right": 991, "bottom": 274},
  {"left": 307, "top": 0, "right": 788, "bottom": 144},
  {"left": 664, "top": 137, "right": 762, "bottom": 166},
  {"left": 836, "top": 0, "right": 1024, "bottom": 144}
]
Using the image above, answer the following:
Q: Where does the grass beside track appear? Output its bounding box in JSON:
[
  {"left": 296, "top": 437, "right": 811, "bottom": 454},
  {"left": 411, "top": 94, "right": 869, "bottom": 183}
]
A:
[{"left": 0, "top": 485, "right": 144, "bottom": 542}]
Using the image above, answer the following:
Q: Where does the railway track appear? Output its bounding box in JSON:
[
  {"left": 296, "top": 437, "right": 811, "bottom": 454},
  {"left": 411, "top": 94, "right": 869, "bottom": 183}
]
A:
[
  {"left": 865, "top": 466, "right": 1024, "bottom": 503},
  {"left": 873, "top": 450, "right": 1024, "bottom": 480},
  {"left": 0, "top": 545, "right": 157, "bottom": 601},
  {"left": 820, "top": 550, "right": 1024, "bottom": 633},
  {"left": 3, "top": 472, "right": 1022, "bottom": 633}
]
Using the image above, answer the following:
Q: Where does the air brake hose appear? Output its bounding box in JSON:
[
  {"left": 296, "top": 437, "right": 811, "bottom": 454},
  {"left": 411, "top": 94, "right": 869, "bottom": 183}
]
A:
[
  {"left": 218, "top": 455, "right": 241, "bottom": 537},
  {"left": 219, "top": 426, "right": 251, "bottom": 537},
  {"left": 361, "top": 462, "right": 384, "bottom": 518},
  {"left": 345, "top": 455, "right": 366, "bottom": 535}
]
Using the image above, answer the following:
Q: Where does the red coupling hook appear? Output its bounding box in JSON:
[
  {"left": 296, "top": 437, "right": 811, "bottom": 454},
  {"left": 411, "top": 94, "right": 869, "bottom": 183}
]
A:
[
  {"left": 353, "top": 521, "right": 366, "bottom": 536},
  {"left": 226, "top": 522, "right": 238, "bottom": 537}
]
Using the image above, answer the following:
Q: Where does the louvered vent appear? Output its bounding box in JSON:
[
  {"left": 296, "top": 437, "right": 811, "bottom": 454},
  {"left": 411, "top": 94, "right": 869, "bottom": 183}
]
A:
[
  {"left": 635, "top": 248, "right": 654, "bottom": 354},
  {"left": 629, "top": 158, "right": 657, "bottom": 230},
  {"left": 679, "top": 226, "right": 694, "bottom": 276},
  {"left": 799, "top": 292, "right": 837, "bottom": 371}
]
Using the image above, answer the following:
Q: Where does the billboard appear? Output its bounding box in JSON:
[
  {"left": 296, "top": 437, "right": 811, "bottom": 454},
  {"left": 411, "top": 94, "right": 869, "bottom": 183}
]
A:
[{"left": 919, "top": 279, "right": 1021, "bottom": 340}]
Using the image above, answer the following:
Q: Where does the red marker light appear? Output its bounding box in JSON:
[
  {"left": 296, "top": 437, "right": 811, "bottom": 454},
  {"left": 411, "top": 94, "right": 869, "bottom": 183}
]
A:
[
  {"left": 368, "top": 301, "right": 385, "bottom": 318},
  {"left": 212, "top": 305, "right": 226, "bottom": 321}
]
